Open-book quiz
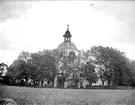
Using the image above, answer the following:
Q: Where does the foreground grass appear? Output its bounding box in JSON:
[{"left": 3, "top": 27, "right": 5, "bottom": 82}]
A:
[{"left": 1, "top": 86, "right": 135, "bottom": 105}]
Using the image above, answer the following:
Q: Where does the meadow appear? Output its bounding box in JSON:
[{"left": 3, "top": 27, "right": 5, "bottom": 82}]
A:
[{"left": 1, "top": 86, "right": 135, "bottom": 105}]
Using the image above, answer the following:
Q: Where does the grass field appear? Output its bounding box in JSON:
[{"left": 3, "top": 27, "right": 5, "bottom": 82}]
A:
[{"left": 1, "top": 86, "right": 135, "bottom": 105}]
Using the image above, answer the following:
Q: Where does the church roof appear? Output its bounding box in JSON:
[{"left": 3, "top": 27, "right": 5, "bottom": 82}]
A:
[
  {"left": 57, "top": 25, "right": 78, "bottom": 52},
  {"left": 63, "top": 24, "right": 71, "bottom": 38},
  {"left": 63, "top": 30, "right": 71, "bottom": 38},
  {"left": 57, "top": 41, "right": 78, "bottom": 51}
]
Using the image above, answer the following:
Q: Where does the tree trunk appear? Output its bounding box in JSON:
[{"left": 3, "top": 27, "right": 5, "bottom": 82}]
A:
[
  {"left": 74, "top": 82, "right": 78, "bottom": 88},
  {"left": 89, "top": 82, "right": 92, "bottom": 86},
  {"left": 62, "top": 75, "right": 66, "bottom": 88},
  {"left": 25, "top": 78, "right": 28, "bottom": 87},
  {"left": 33, "top": 80, "right": 36, "bottom": 87},
  {"left": 62, "top": 79, "right": 65, "bottom": 88},
  {"left": 40, "top": 81, "right": 42, "bottom": 87},
  {"left": 101, "top": 80, "right": 104, "bottom": 86},
  {"left": 41, "top": 80, "right": 44, "bottom": 87},
  {"left": 108, "top": 80, "right": 111, "bottom": 86},
  {"left": 52, "top": 80, "right": 54, "bottom": 88},
  {"left": 61, "top": 77, "right": 66, "bottom": 88}
]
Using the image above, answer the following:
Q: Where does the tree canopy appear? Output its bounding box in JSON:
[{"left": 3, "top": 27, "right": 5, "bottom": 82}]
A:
[{"left": 7, "top": 46, "right": 135, "bottom": 88}]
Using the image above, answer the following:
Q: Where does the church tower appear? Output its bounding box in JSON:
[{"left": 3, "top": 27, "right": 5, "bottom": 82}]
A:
[
  {"left": 63, "top": 24, "right": 71, "bottom": 42},
  {"left": 57, "top": 25, "right": 79, "bottom": 54},
  {"left": 54, "top": 25, "right": 80, "bottom": 88}
]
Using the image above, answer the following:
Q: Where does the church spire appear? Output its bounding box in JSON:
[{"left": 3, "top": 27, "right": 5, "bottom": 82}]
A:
[
  {"left": 67, "top": 24, "right": 69, "bottom": 31},
  {"left": 63, "top": 24, "right": 72, "bottom": 42}
]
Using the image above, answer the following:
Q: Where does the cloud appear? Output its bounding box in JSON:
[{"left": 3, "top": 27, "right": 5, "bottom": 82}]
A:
[
  {"left": 0, "top": 1, "right": 135, "bottom": 64},
  {"left": 0, "top": 33, "right": 10, "bottom": 50},
  {"left": 0, "top": 1, "right": 32, "bottom": 50},
  {"left": 91, "top": 1, "right": 135, "bottom": 45},
  {"left": 0, "top": 1, "right": 32, "bottom": 22}
]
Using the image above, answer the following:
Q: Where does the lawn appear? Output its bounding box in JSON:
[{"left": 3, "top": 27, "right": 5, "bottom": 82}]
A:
[{"left": 1, "top": 86, "right": 135, "bottom": 105}]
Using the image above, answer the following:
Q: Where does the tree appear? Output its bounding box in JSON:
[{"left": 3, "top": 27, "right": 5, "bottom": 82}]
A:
[
  {"left": 97, "top": 65, "right": 106, "bottom": 86},
  {"left": 17, "top": 51, "right": 38, "bottom": 86},
  {"left": 90, "top": 46, "right": 134, "bottom": 86},
  {"left": 7, "top": 60, "right": 30, "bottom": 86},
  {"left": 34, "top": 50, "right": 57, "bottom": 87},
  {"left": 0, "top": 63, "right": 8, "bottom": 76},
  {"left": 58, "top": 51, "right": 70, "bottom": 88},
  {"left": 54, "top": 50, "right": 78, "bottom": 88},
  {"left": 80, "top": 62, "right": 98, "bottom": 86},
  {"left": 66, "top": 51, "right": 81, "bottom": 88},
  {"left": 121, "top": 59, "right": 135, "bottom": 87},
  {"left": 27, "top": 61, "right": 38, "bottom": 86},
  {"left": 18, "top": 51, "right": 31, "bottom": 63},
  {"left": 0, "top": 63, "right": 9, "bottom": 85},
  {"left": 30, "top": 52, "right": 42, "bottom": 66},
  {"left": 26, "top": 52, "right": 42, "bottom": 86}
]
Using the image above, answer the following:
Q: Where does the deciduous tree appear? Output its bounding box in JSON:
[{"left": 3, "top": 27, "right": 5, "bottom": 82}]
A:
[{"left": 80, "top": 62, "right": 98, "bottom": 86}]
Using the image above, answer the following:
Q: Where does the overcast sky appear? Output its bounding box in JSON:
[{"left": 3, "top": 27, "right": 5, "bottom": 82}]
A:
[{"left": 0, "top": 1, "right": 135, "bottom": 65}]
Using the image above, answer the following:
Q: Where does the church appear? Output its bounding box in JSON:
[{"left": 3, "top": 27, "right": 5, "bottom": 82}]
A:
[
  {"left": 39, "top": 25, "right": 102, "bottom": 88},
  {"left": 53, "top": 25, "right": 90, "bottom": 88}
]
